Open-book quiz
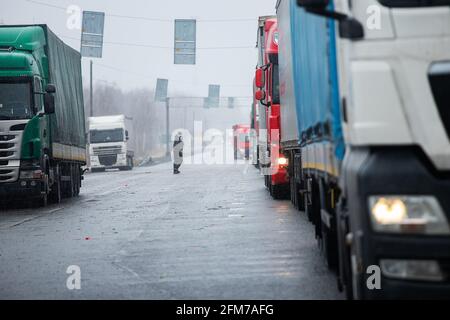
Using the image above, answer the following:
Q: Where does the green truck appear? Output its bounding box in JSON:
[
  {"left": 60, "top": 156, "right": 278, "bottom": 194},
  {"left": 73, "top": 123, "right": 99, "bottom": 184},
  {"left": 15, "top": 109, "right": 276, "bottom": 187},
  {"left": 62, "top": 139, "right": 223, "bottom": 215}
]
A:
[{"left": 0, "top": 25, "right": 86, "bottom": 206}]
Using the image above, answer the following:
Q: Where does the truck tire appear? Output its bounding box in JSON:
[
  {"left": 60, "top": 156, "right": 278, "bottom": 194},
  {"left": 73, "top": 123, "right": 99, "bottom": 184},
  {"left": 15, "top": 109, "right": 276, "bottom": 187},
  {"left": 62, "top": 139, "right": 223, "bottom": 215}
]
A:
[
  {"left": 74, "top": 170, "right": 80, "bottom": 196},
  {"left": 304, "top": 193, "right": 313, "bottom": 222},
  {"left": 322, "top": 221, "right": 338, "bottom": 270},
  {"left": 336, "top": 202, "right": 354, "bottom": 300},
  {"left": 72, "top": 165, "right": 79, "bottom": 197},
  {"left": 271, "top": 184, "right": 289, "bottom": 200},
  {"left": 317, "top": 180, "right": 338, "bottom": 270},
  {"left": 50, "top": 172, "right": 62, "bottom": 204},
  {"left": 309, "top": 179, "right": 322, "bottom": 242}
]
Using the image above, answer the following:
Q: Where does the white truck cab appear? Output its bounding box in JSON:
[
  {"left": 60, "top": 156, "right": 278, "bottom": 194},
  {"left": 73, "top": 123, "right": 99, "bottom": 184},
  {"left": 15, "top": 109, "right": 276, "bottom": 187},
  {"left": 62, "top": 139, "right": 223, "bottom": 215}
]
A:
[{"left": 88, "top": 115, "right": 134, "bottom": 172}]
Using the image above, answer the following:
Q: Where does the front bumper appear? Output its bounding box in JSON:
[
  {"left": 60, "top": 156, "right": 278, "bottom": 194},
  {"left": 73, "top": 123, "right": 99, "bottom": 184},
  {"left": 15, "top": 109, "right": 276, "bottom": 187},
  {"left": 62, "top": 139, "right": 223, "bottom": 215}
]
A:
[
  {"left": 90, "top": 153, "right": 127, "bottom": 169},
  {"left": 364, "top": 234, "right": 450, "bottom": 299},
  {"left": 345, "top": 147, "right": 450, "bottom": 299},
  {"left": 271, "top": 166, "right": 288, "bottom": 185},
  {"left": 0, "top": 180, "right": 43, "bottom": 199}
]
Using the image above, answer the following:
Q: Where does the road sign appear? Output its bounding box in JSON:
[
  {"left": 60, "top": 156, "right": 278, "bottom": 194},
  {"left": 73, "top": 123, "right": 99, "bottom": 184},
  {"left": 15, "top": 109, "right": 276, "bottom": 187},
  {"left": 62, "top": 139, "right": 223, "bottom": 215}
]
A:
[
  {"left": 155, "top": 79, "right": 169, "bottom": 102},
  {"left": 81, "top": 11, "right": 105, "bottom": 58},
  {"left": 174, "top": 19, "right": 196, "bottom": 65},
  {"left": 208, "top": 85, "right": 220, "bottom": 108}
]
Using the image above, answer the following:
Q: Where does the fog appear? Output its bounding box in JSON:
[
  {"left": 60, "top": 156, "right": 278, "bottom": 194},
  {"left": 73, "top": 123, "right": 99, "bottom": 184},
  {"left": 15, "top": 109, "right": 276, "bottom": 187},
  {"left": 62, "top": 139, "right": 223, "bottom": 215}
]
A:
[{"left": 1, "top": 0, "right": 275, "bottom": 158}]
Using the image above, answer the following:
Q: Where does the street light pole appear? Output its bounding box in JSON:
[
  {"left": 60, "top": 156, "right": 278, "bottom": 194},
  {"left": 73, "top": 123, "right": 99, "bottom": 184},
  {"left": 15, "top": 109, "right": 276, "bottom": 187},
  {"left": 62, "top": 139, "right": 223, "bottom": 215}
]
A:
[
  {"left": 166, "top": 97, "right": 170, "bottom": 157},
  {"left": 89, "top": 60, "right": 93, "bottom": 117}
]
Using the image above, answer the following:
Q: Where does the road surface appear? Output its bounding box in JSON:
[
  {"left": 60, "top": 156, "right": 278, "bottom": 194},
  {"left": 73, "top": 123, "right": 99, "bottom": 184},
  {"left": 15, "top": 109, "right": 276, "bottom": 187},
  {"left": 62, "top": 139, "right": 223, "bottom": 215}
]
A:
[{"left": 0, "top": 162, "right": 343, "bottom": 299}]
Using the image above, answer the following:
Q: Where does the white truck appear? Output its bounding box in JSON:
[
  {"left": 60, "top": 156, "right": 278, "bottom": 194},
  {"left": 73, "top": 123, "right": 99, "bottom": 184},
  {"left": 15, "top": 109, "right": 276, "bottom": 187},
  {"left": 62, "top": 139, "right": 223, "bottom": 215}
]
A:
[
  {"left": 88, "top": 115, "right": 134, "bottom": 172},
  {"left": 278, "top": 0, "right": 450, "bottom": 299}
]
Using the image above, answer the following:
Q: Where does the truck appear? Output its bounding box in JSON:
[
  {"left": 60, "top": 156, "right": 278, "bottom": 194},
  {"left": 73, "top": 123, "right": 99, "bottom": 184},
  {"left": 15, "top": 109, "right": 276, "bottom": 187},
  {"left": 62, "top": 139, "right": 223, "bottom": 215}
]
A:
[
  {"left": 0, "top": 25, "right": 86, "bottom": 206},
  {"left": 277, "top": 0, "right": 450, "bottom": 299},
  {"left": 88, "top": 115, "right": 134, "bottom": 172},
  {"left": 254, "top": 16, "right": 290, "bottom": 199},
  {"left": 232, "top": 124, "right": 250, "bottom": 160}
]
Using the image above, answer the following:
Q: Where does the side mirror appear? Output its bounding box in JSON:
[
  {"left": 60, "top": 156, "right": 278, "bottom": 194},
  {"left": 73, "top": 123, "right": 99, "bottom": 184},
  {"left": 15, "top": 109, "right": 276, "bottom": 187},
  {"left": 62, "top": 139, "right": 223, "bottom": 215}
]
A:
[
  {"left": 339, "top": 17, "right": 364, "bottom": 40},
  {"left": 255, "top": 89, "right": 266, "bottom": 101},
  {"left": 255, "top": 68, "right": 265, "bottom": 89},
  {"left": 45, "top": 84, "right": 56, "bottom": 93},
  {"left": 125, "top": 130, "right": 129, "bottom": 141},
  {"left": 297, "top": 0, "right": 329, "bottom": 8},
  {"left": 44, "top": 93, "right": 55, "bottom": 114}
]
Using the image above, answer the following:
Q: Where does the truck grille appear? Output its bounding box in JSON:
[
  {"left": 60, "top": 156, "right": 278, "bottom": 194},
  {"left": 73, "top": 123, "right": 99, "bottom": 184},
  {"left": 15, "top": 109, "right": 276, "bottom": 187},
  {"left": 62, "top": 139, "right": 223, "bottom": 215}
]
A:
[
  {"left": 0, "top": 135, "right": 15, "bottom": 141},
  {"left": 0, "top": 167, "right": 18, "bottom": 183},
  {"left": 0, "top": 151, "right": 14, "bottom": 157},
  {"left": 429, "top": 62, "right": 450, "bottom": 140},
  {"left": 0, "top": 143, "right": 14, "bottom": 150},
  {"left": 99, "top": 155, "right": 117, "bottom": 166},
  {"left": 0, "top": 121, "right": 25, "bottom": 183},
  {"left": 93, "top": 146, "right": 122, "bottom": 156}
]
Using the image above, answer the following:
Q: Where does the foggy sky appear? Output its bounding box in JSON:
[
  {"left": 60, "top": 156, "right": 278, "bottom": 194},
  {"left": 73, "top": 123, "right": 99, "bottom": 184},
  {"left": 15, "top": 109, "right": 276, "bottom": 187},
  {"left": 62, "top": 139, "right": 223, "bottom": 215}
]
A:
[{"left": 0, "top": 0, "right": 276, "bottom": 98}]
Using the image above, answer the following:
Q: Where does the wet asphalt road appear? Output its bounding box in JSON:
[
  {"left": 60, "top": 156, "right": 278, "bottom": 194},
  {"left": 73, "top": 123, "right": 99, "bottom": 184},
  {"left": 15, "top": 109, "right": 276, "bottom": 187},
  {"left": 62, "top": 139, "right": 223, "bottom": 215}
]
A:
[{"left": 0, "top": 162, "right": 343, "bottom": 299}]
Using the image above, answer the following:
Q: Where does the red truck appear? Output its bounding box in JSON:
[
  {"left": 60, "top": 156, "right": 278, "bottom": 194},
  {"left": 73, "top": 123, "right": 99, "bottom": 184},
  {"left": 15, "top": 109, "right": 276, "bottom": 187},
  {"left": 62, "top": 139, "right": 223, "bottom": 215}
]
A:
[
  {"left": 233, "top": 124, "right": 250, "bottom": 160},
  {"left": 254, "top": 17, "right": 289, "bottom": 199}
]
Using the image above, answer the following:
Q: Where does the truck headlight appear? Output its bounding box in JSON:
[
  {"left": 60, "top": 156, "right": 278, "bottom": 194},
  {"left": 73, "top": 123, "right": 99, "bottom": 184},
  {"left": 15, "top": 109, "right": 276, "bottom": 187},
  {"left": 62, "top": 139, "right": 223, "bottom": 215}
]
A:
[
  {"left": 277, "top": 156, "right": 288, "bottom": 166},
  {"left": 369, "top": 196, "right": 450, "bottom": 235},
  {"left": 380, "top": 259, "right": 444, "bottom": 282}
]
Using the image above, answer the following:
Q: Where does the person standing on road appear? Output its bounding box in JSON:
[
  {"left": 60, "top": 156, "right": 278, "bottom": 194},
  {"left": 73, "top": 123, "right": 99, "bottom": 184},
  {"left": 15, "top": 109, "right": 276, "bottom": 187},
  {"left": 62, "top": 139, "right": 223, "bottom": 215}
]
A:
[{"left": 173, "top": 132, "right": 184, "bottom": 174}]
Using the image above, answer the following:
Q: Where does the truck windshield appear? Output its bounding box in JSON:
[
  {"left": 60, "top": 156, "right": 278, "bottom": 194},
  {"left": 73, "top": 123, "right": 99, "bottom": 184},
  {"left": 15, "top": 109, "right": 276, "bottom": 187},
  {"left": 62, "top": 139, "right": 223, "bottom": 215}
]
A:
[
  {"left": 238, "top": 133, "right": 249, "bottom": 142},
  {"left": 0, "top": 82, "right": 33, "bottom": 120},
  {"left": 90, "top": 129, "right": 124, "bottom": 143},
  {"left": 272, "top": 64, "right": 280, "bottom": 105}
]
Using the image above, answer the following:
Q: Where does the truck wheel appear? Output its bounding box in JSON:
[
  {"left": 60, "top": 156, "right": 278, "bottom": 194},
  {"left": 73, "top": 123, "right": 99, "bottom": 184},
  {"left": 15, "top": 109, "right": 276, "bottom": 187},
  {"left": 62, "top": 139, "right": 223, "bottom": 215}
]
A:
[
  {"left": 336, "top": 200, "right": 355, "bottom": 300},
  {"left": 74, "top": 172, "right": 80, "bottom": 196},
  {"left": 50, "top": 174, "right": 62, "bottom": 204},
  {"left": 72, "top": 166, "right": 78, "bottom": 197},
  {"left": 290, "top": 178, "right": 297, "bottom": 207},
  {"left": 312, "top": 181, "right": 322, "bottom": 236},
  {"left": 318, "top": 181, "right": 339, "bottom": 270},
  {"left": 271, "top": 184, "right": 288, "bottom": 200},
  {"left": 322, "top": 221, "right": 338, "bottom": 270},
  {"left": 304, "top": 192, "right": 313, "bottom": 222}
]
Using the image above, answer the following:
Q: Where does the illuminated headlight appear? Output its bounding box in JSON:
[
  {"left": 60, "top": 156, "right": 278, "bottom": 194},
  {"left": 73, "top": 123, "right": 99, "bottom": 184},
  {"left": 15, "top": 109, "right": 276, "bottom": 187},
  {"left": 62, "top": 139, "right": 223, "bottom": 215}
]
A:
[
  {"left": 380, "top": 259, "right": 444, "bottom": 282},
  {"left": 369, "top": 196, "right": 450, "bottom": 235},
  {"left": 277, "top": 156, "right": 288, "bottom": 166}
]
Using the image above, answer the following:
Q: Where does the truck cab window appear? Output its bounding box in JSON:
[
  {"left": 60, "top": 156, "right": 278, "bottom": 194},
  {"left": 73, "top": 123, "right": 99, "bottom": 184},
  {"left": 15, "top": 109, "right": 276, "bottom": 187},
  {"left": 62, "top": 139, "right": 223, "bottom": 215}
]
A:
[
  {"left": 33, "top": 77, "right": 42, "bottom": 113},
  {"left": 0, "top": 80, "right": 33, "bottom": 120}
]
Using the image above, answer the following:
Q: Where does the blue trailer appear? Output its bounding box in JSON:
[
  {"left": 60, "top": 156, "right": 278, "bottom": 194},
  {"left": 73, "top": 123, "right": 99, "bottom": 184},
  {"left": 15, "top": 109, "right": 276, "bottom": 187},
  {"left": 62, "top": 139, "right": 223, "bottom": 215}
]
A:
[
  {"left": 277, "top": 0, "right": 450, "bottom": 299},
  {"left": 277, "top": 0, "right": 343, "bottom": 263}
]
